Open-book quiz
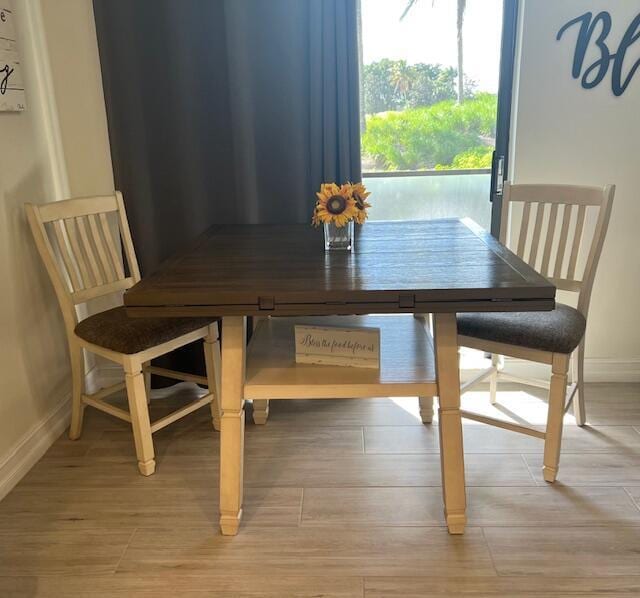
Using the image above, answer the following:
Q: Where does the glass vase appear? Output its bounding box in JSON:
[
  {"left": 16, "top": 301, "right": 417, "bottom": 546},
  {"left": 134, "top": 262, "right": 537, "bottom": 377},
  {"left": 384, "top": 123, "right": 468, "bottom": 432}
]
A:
[{"left": 323, "top": 221, "right": 354, "bottom": 251}]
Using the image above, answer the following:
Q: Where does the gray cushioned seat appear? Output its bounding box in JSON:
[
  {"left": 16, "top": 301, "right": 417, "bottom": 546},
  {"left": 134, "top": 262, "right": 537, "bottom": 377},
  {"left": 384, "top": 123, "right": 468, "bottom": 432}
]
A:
[
  {"left": 457, "top": 303, "right": 586, "bottom": 354},
  {"left": 74, "top": 306, "right": 215, "bottom": 354}
]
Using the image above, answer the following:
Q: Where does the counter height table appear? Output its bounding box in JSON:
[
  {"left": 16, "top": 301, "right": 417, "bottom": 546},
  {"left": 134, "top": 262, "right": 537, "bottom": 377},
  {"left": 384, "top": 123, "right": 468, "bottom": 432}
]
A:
[{"left": 124, "top": 219, "right": 555, "bottom": 535}]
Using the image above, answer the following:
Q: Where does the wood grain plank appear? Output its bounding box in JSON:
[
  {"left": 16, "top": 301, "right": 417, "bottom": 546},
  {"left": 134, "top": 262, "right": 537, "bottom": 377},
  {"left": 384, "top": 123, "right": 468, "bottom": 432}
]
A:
[
  {"left": 524, "top": 453, "right": 640, "bottom": 486},
  {"left": 365, "top": 576, "right": 640, "bottom": 597},
  {"left": 0, "top": 576, "right": 364, "bottom": 598},
  {"left": 123, "top": 220, "right": 555, "bottom": 315},
  {"left": 365, "top": 424, "right": 640, "bottom": 454},
  {"left": 301, "top": 487, "right": 446, "bottom": 527},
  {"left": 364, "top": 425, "right": 439, "bottom": 454},
  {"left": 87, "top": 426, "right": 365, "bottom": 459},
  {"left": 0, "top": 486, "right": 302, "bottom": 531},
  {"left": 0, "top": 528, "right": 133, "bottom": 575},
  {"left": 242, "top": 454, "right": 535, "bottom": 488},
  {"left": 118, "top": 526, "right": 496, "bottom": 577},
  {"left": 466, "top": 486, "right": 640, "bottom": 526},
  {"left": 483, "top": 527, "right": 640, "bottom": 576}
]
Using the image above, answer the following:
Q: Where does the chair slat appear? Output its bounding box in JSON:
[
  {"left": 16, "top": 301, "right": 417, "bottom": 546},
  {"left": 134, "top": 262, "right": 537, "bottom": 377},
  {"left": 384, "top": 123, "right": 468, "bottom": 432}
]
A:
[
  {"left": 64, "top": 218, "right": 93, "bottom": 288},
  {"left": 76, "top": 216, "right": 104, "bottom": 286},
  {"left": 553, "top": 204, "right": 572, "bottom": 278},
  {"left": 99, "top": 212, "right": 126, "bottom": 280},
  {"left": 52, "top": 220, "right": 82, "bottom": 291},
  {"left": 567, "top": 204, "right": 586, "bottom": 280},
  {"left": 541, "top": 203, "right": 558, "bottom": 276},
  {"left": 516, "top": 202, "right": 531, "bottom": 258},
  {"left": 88, "top": 214, "right": 116, "bottom": 283},
  {"left": 528, "top": 203, "right": 545, "bottom": 268},
  {"left": 116, "top": 192, "right": 141, "bottom": 282}
]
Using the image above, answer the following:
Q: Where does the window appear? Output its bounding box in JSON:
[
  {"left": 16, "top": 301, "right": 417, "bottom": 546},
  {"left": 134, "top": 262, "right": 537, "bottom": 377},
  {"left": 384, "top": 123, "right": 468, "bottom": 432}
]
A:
[{"left": 360, "top": 0, "right": 504, "bottom": 229}]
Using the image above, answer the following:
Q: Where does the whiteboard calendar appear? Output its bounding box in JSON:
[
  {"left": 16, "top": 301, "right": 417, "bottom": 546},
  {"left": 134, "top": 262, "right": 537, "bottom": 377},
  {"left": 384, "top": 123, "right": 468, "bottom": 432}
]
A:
[{"left": 0, "top": 2, "right": 25, "bottom": 111}]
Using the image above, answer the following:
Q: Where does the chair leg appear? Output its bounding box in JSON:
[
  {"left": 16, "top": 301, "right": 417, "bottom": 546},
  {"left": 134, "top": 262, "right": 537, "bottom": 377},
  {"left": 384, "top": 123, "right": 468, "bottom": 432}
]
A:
[
  {"left": 489, "top": 354, "right": 500, "bottom": 405},
  {"left": 543, "top": 353, "right": 570, "bottom": 483},
  {"left": 572, "top": 339, "right": 586, "bottom": 426},
  {"left": 253, "top": 400, "right": 270, "bottom": 425},
  {"left": 143, "top": 360, "right": 152, "bottom": 405},
  {"left": 418, "top": 397, "right": 434, "bottom": 424},
  {"left": 68, "top": 343, "right": 85, "bottom": 440},
  {"left": 124, "top": 362, "right": 156, "bottom": 476},
  {"left": 204, "top": 324, "right": 223, "bottom": 432}
]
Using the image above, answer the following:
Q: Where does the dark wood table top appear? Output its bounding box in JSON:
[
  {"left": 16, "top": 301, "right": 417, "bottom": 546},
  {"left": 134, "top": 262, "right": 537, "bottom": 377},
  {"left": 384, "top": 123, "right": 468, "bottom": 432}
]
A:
[{"left": 124, "top": 219, "right": 555, "bottom": 317}]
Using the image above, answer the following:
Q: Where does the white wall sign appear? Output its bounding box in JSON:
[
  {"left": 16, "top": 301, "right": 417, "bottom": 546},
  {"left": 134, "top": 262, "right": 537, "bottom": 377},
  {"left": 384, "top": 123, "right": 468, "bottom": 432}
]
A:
[
  {"left": 0, "top": 3, "right": 25, "bottom": 111},
  {"left": 294, "top": 324, "right": 380, "bottom": 369}
]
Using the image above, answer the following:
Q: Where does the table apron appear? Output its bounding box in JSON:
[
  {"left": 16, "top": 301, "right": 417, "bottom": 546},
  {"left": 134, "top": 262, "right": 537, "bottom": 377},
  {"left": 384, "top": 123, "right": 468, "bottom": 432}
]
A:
[{"left": 125, "top": 298, "right": 555, "bottom": 318}]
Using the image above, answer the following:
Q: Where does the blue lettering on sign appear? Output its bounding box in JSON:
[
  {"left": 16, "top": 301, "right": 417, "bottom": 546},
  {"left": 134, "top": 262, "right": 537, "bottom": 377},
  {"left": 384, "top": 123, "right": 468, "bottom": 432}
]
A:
[{"left": 557, "top": 11, "right": 640, "bottom": 96}]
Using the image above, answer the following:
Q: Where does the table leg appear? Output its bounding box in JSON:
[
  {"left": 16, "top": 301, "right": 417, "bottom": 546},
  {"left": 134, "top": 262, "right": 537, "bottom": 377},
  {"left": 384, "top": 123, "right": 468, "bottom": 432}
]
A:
[
  {"left": 219, "top": 316, "right": 246, "bottom": 535},
  {"left": 433, "top": 312, "right": 466, "bottom": 534}
]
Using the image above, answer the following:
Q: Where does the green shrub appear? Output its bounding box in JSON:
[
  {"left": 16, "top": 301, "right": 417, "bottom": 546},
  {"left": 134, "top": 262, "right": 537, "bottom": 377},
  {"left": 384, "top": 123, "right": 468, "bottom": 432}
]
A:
[
  {"left": 362, "top": 93, "right": 497, "bottom": 171},
  {"left": 436, "top": 146, "right": 494, "bottom": 170}
]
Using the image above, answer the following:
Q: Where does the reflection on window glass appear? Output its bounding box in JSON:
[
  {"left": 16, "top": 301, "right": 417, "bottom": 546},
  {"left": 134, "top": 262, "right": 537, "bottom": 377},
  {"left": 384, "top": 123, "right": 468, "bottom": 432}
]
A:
[
  {"left": 366, "top": 173, "right": 492, "bottom": 230},
  {"left": 360, "top": 0, "right": 503, "bottom": 172}
]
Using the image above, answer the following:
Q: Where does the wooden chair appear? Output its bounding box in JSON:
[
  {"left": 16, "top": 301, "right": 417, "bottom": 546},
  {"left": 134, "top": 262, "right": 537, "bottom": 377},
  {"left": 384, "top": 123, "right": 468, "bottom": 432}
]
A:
[
  {"left": 457, "top": 182, "right": 614, "bottom": 482},
  {"left": 25, "top": 192, "right": 222, "bottom": 476}
]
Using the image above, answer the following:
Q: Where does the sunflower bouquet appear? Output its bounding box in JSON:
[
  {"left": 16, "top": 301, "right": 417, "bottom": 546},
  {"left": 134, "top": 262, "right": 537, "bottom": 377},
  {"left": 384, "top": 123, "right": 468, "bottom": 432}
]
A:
[{"left": 311, "top": 182, "right": 371, "bottom": 228}]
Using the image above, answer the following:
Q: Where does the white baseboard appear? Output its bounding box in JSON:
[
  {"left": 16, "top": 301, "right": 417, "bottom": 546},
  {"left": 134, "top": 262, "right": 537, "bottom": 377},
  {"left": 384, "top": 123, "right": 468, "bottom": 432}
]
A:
[
  {"left": 88, "top": 362, "right": 123, "bottom": 389},
  {"left": 581, "top": 358, "right": 640, "bottom": 383},
  {"left": 0, "top": 394, "right": 71, "bottom": 502},
  {"left": 0, "top": 364, "right": 123, "bottom": 502},
  {"left": 484, "top": 357, "right": 640, "bottom": 384}
]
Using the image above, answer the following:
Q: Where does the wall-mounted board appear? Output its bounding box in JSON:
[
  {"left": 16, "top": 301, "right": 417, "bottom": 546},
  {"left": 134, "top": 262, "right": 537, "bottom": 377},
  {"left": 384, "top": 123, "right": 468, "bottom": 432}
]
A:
[{"left": 0, "top": 3, "right": 25, "bottom": 112}]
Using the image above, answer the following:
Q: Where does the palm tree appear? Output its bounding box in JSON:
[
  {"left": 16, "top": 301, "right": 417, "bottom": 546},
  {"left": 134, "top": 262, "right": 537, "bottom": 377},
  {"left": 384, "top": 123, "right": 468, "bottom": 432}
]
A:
[
  {"left": 401, "top": 0, "right": 467, "bottom": 104},
  {"left": 390, "top": 60, "right": 413, "bottom": 103}
]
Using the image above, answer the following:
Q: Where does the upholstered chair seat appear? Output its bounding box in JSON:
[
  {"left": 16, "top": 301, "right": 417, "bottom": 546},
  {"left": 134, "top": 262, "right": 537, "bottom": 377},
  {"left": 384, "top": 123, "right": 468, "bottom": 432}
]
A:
[
  {"left": 457, "top": 303, "right": 586, "bottom": 355},
  {"left": 75, "top": 307, "right": 215, "bottom": 355}
]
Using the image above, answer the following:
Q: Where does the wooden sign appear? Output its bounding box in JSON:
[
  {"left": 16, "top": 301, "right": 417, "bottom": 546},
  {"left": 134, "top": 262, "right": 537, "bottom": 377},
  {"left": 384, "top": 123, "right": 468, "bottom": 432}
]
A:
[
  {"left": 294, "top": 324, "right": 380, "bottom": 369},
  {"left": 557, "top": 10, "right": 640, "bottom": 97},
  {"left": 0, "top": 2, "right": 25, "bottom": 112}
]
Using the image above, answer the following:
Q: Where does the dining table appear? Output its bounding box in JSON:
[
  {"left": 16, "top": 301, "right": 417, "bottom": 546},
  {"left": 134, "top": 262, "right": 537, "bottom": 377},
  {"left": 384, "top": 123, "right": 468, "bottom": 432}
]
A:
[{"left": 124, "top": 218, "right": 555, "bottom": 535}]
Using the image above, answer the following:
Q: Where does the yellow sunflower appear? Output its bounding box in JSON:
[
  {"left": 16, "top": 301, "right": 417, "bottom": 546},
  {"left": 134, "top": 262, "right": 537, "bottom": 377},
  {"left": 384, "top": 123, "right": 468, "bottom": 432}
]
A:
[
  {"left": 312, "top": 183, "right": 358, "bottom": 227},
  {"left": 350, "top": 182, "right": 372, "bottom": 225}
]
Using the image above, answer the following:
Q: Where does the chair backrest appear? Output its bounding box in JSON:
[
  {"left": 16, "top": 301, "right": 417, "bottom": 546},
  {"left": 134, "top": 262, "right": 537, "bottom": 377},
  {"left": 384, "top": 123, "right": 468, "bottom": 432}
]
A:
[
  {"left": 500, "top": 182, "right": 614, "bottom": 317},
  {"left": 25, "top": 191, "right": 141, "bottom": 331}
]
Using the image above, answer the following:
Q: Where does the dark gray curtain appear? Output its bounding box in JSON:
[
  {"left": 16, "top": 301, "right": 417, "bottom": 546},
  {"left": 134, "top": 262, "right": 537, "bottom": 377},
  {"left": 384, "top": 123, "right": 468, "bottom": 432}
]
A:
[
  {"left": 93, "top": 0, "right": 361, "bottom": 272},
  {"left": 93, "top": 0, "right": 361, "bottom": 379}
]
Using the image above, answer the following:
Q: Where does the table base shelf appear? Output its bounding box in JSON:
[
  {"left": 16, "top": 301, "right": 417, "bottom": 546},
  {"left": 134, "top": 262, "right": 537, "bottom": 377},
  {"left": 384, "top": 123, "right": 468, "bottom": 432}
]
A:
[{"left": 244, "top": 315, "right": 437, "bottom": 400}]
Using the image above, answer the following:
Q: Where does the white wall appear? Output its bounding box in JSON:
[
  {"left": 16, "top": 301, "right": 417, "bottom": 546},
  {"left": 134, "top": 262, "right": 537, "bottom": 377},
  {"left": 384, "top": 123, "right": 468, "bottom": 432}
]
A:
[
  {"left": 0, "top": 0, "right": 113, "bottom": 498},
  {"left": 39, "top": 0, "right": 113, "bottom": 197},
  {"left": 512, "top": 0, "right": 640, "bottom": 378}
]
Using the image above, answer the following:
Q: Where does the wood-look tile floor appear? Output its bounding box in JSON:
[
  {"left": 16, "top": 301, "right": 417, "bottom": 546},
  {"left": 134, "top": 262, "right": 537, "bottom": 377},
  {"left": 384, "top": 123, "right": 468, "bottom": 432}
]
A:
[{"left": 1, "top": 382, "right": 640, "bottom": 597}]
